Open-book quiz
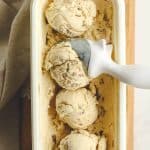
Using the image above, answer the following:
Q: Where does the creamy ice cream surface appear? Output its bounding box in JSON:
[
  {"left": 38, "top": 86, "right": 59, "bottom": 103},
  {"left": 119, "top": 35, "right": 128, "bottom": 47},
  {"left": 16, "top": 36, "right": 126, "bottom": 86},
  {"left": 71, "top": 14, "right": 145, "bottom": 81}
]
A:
[
  {"left": 56, "top": 88, "right": 98, "bottom": 129},
  {"left": 98, "top": 136, "right": 107, "bottom": 150},
  {"left": 43, "top": 0, "right": 117, "bottom": 149},
  {"left": 44, "top": 41, "right": 89, "bottom": 90},
  {"left": 45, "top": 0, "right": 96, "bottom": 37},
  {"left": 59, "top": 130, "right": 106, "bottom": 150}
]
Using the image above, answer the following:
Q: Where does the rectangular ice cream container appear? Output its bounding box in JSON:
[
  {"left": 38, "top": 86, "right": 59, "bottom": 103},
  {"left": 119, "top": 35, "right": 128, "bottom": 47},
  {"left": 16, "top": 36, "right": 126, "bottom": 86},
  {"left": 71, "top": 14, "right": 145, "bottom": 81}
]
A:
[{"left": 31, "top": 0, "right": 126, "bottom": 150}]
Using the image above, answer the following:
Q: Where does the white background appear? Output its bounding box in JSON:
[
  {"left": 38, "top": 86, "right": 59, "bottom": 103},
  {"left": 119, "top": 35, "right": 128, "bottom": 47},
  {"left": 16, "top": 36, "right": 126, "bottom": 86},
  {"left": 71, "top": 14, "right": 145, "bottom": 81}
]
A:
[{"left": 135, "top": 0, "right": 150, "bottom": 149}]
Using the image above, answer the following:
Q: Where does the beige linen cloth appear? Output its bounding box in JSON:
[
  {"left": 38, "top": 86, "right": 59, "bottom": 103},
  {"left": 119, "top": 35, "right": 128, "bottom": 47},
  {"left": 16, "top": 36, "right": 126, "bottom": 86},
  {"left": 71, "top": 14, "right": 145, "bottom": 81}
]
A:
[{"left": 0, "top": 0, "right": 30, "bottom": 110}]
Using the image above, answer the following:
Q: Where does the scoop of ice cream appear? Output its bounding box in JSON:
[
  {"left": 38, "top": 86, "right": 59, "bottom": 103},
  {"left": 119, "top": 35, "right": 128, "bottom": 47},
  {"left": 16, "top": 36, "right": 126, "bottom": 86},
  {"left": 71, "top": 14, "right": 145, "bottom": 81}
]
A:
[
  {"left": 45, "top": 41, "right": 89, "bottom": 90},
  {"left": 59, "top": 130, "right": 107, "bottom": 150},
  {"left": 56, "top": 88, "right": 98, "bottom": 129},
  {"left": 45, "top": 0, "right": 96, "bottom": 37}
]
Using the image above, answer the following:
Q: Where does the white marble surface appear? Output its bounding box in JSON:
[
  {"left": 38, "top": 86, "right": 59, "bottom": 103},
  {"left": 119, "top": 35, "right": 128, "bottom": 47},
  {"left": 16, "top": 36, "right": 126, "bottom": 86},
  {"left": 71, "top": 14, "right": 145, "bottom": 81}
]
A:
[{"left": 135, "top": 0, "right": 150, "bottom": 149}]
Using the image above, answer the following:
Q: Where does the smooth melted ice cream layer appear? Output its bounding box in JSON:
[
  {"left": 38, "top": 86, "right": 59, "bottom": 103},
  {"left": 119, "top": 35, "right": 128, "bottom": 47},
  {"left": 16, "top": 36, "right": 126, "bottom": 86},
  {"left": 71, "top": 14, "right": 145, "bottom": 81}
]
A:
[{"left": 43, "top": 0, "right": 118, "bottom": 149}]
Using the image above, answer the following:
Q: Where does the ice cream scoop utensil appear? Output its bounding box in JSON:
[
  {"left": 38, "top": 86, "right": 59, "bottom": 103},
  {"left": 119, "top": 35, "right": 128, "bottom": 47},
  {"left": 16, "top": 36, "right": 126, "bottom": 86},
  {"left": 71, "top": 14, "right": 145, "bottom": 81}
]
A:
[{"left": 70, "top": 39, "right": 150, "bottom": 89}]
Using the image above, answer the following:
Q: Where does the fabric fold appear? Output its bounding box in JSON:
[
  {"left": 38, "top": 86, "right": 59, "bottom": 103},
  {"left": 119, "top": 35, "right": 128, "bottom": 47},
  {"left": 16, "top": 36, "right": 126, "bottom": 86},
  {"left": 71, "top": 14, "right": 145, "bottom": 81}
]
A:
[{"left": 0, "top": 0, "right": 30, "bottom": 109}]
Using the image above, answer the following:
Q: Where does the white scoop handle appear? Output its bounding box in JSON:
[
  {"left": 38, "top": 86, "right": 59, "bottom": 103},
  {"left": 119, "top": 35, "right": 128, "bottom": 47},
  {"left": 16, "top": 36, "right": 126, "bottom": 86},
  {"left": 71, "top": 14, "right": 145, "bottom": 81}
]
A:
[
  {"left": 104, "top": 62, "right": 150, "bottom": 89},
  {"left": 88, "top": 40, "right": 150, "bottom": 89}
]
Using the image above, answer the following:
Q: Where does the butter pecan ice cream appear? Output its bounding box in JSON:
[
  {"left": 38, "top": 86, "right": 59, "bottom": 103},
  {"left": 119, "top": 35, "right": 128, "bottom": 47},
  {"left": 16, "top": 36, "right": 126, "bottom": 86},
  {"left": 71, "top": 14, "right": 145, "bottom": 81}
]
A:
[
  {"left": 59, "top": 130, "right": 107, "bottom": 150},
  {"left": 44, "top": 41, "right": 89, "bottom": 90},
  {"left": 45, "top": 0, "right": 96, "bottom": 37},
  {"left": 56, "top": 88, "right": 98, "bottom": 129}
]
